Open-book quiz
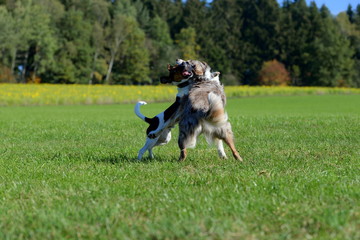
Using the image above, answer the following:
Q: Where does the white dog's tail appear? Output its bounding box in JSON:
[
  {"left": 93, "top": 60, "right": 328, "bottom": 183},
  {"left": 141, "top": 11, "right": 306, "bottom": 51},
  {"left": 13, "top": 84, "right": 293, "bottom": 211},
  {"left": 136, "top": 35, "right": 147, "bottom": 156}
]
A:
[
  {"left": 207, "top": 92, "right": 228, "bottom": 126},
  {"left": 134, "top": 101, "right": 148, "bottom": 122}
]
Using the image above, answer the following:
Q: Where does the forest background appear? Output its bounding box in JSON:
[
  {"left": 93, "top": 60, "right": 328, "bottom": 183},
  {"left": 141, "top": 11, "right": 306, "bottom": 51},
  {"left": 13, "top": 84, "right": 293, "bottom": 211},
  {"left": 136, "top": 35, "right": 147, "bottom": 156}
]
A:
[{"left": 0, "top": 0, "right": 360, "bottom": 87}]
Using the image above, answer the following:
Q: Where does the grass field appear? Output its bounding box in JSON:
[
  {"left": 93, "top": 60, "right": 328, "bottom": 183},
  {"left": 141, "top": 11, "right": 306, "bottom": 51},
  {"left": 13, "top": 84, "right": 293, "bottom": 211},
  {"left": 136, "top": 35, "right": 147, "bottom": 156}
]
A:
[{"left": 0, "top": 95, "right": 359, "bottom": 239}]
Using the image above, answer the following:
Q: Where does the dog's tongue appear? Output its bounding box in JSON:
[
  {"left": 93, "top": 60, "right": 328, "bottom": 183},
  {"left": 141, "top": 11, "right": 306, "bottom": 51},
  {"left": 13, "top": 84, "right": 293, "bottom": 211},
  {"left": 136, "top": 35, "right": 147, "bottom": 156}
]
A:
[{"left": 182, "top": 70, "right": 191, "bottom": 77}]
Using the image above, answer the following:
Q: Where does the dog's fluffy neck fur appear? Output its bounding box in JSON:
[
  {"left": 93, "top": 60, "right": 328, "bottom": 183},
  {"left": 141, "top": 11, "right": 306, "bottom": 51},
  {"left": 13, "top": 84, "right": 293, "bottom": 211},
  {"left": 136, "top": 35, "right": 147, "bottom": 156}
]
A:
[{"left": 175, "top": 81, "right": 191, "bottom": 97}]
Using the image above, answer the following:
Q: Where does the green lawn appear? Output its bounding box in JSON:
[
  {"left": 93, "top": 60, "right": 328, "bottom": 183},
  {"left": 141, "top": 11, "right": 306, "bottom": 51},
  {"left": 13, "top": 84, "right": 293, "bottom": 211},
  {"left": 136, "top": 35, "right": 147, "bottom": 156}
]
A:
[{"left": 0, "top": 95, "right": 359, "bottom": 239}]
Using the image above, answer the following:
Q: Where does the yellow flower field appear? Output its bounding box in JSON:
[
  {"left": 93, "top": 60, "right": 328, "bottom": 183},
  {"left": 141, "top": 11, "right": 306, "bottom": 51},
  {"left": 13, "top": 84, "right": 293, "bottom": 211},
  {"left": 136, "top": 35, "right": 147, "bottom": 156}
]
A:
[{"left": 0, "top": 83, "right": 359, "bottom": 106}]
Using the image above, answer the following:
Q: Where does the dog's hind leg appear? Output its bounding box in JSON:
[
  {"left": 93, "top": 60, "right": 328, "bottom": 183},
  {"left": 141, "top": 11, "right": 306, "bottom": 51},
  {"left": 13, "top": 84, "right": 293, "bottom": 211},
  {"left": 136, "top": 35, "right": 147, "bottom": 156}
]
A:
[
  {"left": 178, "top": 128, "right": 202, "bottom": 162},
  {"left": 138, "top": 138, "right": 157, "bottom": 160},
  {"left": 215, "top": 123, "right": 242, "bottom": 161},
  {"left": 148, "top": 148, "right": 154, "bottom": 159},
  {"left": 178, "top": 130, "right": 197, "bottom": 161},
  {"left": 178, "top": 117, "right": 202, "bottom": 161},
  {"left": 178, "top": 131, "right": 187, "bottom": 162},
  {"left": 179, "top": 148, "right": 187, "bottom": 162},
  {"left": 223, "top": 137, "right": 242, "bottom": 161},
  {"left": 138, "top": 144, "right": 149, "bottom": 160},
  {"left": 222, "top": 131, "right": 243, "bottom": 161},
  {"left": 214, "top": 138, "right": 227, "bottom": 159},
  {"left": 138, "top": 146, "right": 147, "bottom": 160}
]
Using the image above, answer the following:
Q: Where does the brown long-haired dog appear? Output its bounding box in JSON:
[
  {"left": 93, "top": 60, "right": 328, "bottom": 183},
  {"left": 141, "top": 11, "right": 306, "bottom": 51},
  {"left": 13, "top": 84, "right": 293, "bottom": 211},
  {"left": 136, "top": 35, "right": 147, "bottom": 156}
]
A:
[{"left": 164, "top": 60, "right": 243, "bottom": 162}]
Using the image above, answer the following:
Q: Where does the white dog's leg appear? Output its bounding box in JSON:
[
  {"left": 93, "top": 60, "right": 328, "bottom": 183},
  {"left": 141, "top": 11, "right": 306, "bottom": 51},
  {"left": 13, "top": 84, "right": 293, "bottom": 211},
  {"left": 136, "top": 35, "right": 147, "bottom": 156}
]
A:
[
  {"left": 138, "top": 138, "right": 157, "bottom": 160},
  {"left": 138, "top": 138, "right": 155, "bottom": 160},
  {"left": 137, "top": 145, "right": 148, "bottom": 160},
  {"left": 215, "top": 138, "right": 227, "bottom": 159},
  {"left": 148, "top": 148, "right": 154, "bottom": 159}
]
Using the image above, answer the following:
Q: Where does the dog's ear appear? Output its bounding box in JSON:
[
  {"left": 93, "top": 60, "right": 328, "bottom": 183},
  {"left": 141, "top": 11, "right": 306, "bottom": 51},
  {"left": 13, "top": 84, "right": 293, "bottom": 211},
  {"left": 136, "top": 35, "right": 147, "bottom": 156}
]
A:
[
  {"left": 191, "top": 60, "right": 209, "bottom": 76},
  {"left": 193, "top": 64, "right": 204, "bottom": 75},
  {"left": 212, "top": 71, "right": 220, "bottom": 78},
  {"left": 167, "top": 64, "right": 175, "bottom": 71}
]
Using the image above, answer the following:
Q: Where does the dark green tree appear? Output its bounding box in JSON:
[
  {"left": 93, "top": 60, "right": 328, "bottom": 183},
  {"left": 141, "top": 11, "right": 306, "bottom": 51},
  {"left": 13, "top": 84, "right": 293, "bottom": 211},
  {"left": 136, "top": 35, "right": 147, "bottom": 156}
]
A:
[
  {"left": 112, "top": 26, "right": 150, "bottom": 84},
  {"left": 279, "top": 0, "right": 312, "bottom": 85},
  {"left": 345, "top": 4, "right": 360, "bottom": 86},
  {"left": 27, "top": 4, "right": 58, "bottom": 83},
  {"left": 0, "top": 1, "right": 59, "bottom": 83},
  {"left": 87, "top": 0, "right": 110, "bottom": 84},
  {"left": 209, "top": 0, "right": 244, "bottom": 84},
  {"left": 241, "top": 0, "right": 281, "bottom": 84},
  {"left": 105, "top": 0, "right": 150, "bottom": 84},
  {"left": 347, "top": 4, "right": 355, "bottom": 23},
  {"left": 305, "top": 6, "right": 354, "bottom": 86},
  {"left": 0, "top": 6, "right": 15, "bottom": 72},
  {"left": 52, "top": 9, "right": 93, "bottom": 83},
  {"left": 175, "top": 27, "right": 200, "bottom": 60},
  {"left": 146, "top": 15, "right": 177, "bottom": 82},
  {"left": 182, "top": 0, "right": 209, "bottom": 40}
]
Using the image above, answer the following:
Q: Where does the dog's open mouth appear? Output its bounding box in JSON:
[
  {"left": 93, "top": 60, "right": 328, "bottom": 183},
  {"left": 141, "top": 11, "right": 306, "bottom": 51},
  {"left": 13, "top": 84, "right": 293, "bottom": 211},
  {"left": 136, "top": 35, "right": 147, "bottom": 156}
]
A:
[{"left": 182, "top": 70, "right": 192, "bottom": 77}]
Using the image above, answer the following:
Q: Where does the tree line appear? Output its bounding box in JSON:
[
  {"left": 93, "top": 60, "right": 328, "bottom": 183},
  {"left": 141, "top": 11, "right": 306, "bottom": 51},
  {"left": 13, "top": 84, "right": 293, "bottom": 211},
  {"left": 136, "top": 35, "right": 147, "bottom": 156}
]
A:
[{"left": 0, "top": 0, "right": 360, "bottom": 87}]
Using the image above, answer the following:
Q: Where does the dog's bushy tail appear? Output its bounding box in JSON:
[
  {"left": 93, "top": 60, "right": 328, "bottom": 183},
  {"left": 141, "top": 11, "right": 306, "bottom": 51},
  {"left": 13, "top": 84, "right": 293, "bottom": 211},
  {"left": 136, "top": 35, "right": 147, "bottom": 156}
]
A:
[
  {"left": 207, "top": 92, "right": 228, "bottom": 126},
  {"left": 134, "top": 101, "right": 148, "bottom": 122}
]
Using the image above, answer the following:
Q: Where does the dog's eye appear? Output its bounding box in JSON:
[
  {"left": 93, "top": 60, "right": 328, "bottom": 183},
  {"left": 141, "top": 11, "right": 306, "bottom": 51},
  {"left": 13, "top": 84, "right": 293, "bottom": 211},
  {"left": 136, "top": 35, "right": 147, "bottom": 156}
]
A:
[{"left": 192, "top": 64, "right": 196, "bottom": 68}]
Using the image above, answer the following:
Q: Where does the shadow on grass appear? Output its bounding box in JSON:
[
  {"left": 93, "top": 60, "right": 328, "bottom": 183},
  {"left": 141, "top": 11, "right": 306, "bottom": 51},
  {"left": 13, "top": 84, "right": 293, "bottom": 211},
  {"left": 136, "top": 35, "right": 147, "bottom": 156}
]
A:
[{"left": 96, "top": 153, "right": 177, "bottom": 165}]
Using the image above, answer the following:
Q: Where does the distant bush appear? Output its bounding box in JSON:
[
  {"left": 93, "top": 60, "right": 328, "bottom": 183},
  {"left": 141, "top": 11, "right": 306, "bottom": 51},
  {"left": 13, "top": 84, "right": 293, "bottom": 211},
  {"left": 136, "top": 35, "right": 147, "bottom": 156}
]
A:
[{"left": 258, "top": 60, "right": 290, "bottom": 86}]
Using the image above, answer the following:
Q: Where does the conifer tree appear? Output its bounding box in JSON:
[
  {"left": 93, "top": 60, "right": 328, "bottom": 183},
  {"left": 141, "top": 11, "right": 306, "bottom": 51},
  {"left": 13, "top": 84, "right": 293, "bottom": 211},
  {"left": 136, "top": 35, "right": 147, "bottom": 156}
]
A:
[
  {"left": 306, "top": 6, "right": 354, "bottom": 86},
  {"left": 349, "top": 4, "right": 360, "bottom": 86},
  {"left": 279, "top": 0, "right": 312, "bottom": 85},
  {"left": 241, "top": 0, "right": 280, "bottom": 84},
  {"left": 209, "top": 0, "right": 244, "bottom": 84},
  {"left": 347, "top": 4, "right": 355, "bottom": 23}
]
